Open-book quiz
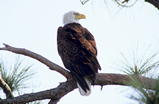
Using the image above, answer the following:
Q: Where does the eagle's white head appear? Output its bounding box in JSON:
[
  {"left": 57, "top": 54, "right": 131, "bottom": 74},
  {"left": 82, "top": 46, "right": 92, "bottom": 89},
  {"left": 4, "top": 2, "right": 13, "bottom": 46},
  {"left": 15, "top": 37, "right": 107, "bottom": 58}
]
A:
[{"left": 63, "top": 11, "right": 86, "bottom": 25}]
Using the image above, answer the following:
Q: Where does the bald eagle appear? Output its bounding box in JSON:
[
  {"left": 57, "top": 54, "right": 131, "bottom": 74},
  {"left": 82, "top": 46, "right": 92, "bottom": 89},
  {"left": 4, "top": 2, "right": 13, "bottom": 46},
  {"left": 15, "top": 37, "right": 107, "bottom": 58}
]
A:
[{"left": 57, "top": 11, "right": 101, "bottom": 96}]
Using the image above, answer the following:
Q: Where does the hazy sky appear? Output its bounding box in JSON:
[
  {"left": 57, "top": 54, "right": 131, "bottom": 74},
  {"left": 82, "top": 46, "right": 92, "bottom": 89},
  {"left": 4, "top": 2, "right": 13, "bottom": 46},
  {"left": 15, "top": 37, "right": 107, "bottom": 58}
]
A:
[{"left": 1, "top": 0, "right": 159, "bottom": 104}]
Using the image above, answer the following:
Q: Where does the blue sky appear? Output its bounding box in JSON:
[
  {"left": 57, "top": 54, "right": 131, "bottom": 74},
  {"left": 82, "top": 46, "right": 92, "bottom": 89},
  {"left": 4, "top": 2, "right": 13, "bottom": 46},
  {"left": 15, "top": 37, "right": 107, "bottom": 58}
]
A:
[{"left": 0, "top": 0, "right": 159, "bottom": 103}]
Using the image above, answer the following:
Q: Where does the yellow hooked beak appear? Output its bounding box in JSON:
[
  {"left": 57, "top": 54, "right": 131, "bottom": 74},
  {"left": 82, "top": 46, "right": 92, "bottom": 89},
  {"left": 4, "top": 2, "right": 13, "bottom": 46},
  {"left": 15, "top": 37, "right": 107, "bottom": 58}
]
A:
[{"left": 74, "top": 13, "right": 86, "bottom": 19}]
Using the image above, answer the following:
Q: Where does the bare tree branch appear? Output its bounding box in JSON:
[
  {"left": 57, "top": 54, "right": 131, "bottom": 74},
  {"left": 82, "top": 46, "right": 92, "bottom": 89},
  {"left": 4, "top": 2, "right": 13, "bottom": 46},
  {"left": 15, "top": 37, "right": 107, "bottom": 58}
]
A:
[
  {"left": 95, "top": 73, "right": 156, "bottom": 90},
  {"left": 0, "top": 74, "right": 156, "bottom": 104},
  {"left": 0, "top": 79, "right": 76, "bottom": 104},
  {"left": 115, "top": 0, "right": 159, "bottom": 9},
  {"left": 0, "top": 44, "right": 157, "bottom": 103},
  {"left": 0, "top": 43, "right": 71, "bottom": 79},
  {"left": 0, "top": 76, "right": 14, "bottom": 98},
  {"left": 80, "top": 0, "right": 159, "bottom": 9}
]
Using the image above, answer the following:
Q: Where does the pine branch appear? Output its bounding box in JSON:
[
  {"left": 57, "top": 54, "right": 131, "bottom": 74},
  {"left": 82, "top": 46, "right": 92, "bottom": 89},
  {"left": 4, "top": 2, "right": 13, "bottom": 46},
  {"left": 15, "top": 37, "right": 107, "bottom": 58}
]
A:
[
  {"left": 0, "top": 43, "right": 71, "bottom": 79},
  {"left": 0, "top": 74, "right": 157, "bottom": 104},
  {"left": 0, "top": 79, "right": 76, "bottom": 104},
  {"left": 0, "top": 76, "right": 14, "bottom": 98},
  {"left": 0, "top": 44, "right": 157, "bottom": 103}
]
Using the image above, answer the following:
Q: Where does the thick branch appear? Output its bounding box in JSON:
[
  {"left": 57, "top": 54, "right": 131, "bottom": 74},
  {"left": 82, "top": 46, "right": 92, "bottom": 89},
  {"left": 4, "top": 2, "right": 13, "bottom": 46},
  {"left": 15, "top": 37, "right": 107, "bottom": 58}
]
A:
[
  {"left": 0, "top": 44, "right": 157, "bottom": 103},
  {"left": 0, "top": 79, "right": 76, "bottom": 104},
  {"left": 95, "top": 73, "right": 156, "bottom": 90},
  {"left": 0, "top": 73, "right": 156, "bottom": 104},
  {"left": 0, "top": 76, "right": 14, "bottom": 98},
  {"left": 0, "top": 43, "right": 71, "bottom": 79}
]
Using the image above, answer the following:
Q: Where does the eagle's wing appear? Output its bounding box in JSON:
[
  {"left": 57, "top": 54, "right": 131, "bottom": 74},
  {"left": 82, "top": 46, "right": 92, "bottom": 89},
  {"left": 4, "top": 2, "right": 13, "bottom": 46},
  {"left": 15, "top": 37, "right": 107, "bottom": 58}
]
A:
[{"left": 57, "top": 24, "right": 101, "bottom": 92}]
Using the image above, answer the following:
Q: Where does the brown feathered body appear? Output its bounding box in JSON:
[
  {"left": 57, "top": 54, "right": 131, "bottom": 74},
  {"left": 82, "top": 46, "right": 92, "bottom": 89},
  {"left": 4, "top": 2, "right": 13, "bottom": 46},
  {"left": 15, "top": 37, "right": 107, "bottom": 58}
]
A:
[{"left": 57, "top": 23, "right": 101, "bottom": 95}]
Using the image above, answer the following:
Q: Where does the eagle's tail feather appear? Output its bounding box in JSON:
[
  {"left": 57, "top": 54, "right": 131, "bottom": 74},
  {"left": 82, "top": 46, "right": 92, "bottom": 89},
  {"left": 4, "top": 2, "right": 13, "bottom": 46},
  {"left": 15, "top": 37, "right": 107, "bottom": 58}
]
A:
[{"left": 77, "top": 77, "right": 91, "bottom": 96}]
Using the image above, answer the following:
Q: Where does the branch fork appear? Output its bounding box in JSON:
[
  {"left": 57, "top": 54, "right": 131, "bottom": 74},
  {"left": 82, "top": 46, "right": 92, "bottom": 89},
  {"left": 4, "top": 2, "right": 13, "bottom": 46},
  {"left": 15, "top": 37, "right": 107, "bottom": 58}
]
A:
[{"left": 0, "top": 43, "right": 157, "bottom": 103}]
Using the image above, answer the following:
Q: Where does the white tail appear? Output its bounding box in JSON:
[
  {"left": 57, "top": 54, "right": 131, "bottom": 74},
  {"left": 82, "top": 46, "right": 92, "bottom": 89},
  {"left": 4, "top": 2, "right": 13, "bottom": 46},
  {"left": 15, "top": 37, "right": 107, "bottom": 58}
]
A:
[{"left": 77, "top": 77, "right": 91, "bottom": 96}]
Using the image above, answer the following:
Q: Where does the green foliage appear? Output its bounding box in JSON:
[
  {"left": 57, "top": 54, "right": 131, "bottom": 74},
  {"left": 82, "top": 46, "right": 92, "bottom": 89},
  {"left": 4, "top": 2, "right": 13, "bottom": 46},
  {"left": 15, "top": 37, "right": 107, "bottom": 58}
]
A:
[
  {"left": 115, "top": 46, "right": 159, "bottom": 104},
  {"left": 0, "top": 55, "right": 35, "bottom": 94},
  {"left": 128, "top": 76, "right": 159, "bottom": 104},
  {"left": 115, "top": 49, "right": 159, "bottom": 76}
]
